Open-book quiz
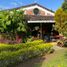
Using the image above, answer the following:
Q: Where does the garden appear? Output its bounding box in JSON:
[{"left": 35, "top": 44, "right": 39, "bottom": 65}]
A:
[
  {"left": 17, "top": 47, "right": 67, "bottom": 67},
  {"left": 0, "top": 40, "right": 53, "bottom": 67},
  {"left": 0, "top": 0, "right": 67, "bottom": 67},
  {"left": 0, "top": 5, "right": 54, "bottom": 67}
]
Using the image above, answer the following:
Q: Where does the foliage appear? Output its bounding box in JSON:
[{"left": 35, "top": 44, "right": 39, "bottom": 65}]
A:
[
  {"left": 26, "top": 40, "right": 44, "bottom": 47},
  {"left": 57, "top": 40, "right": 64, "bottom": 47},
  {"left": 0, "top": 43, "right": 25, "bottom": 52},
  {"left": 64, "top": 41, "right": 67, "bottom": 47},
  {"left": 0, "top": 10, "right": 27, "bottom": 41},
  {"left": 0, "top": 40, "right": 53, "bottom": 67},
  {"left": 0, "top": 40, "right": 43, "bottom": 52},
  {"left": 62, "top": 0, "right": 67, "bottom": 11},
  {"left": 63, "top": 39, "right": 67, "bottom": 47},
  {"left": 0, "top": 10, "right": 27, "bottom": 33},
  {"left": 55, "top": 0, "right": 67, "bottom": 36},
  {"left": 55, "top": 8, "right": 67, "bottom": 35}
]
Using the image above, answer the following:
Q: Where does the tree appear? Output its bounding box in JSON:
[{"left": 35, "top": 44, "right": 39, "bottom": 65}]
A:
[
  {"left": 55, "top": 0, "right": 67, "bottom": 36},
  {"left": 0, "top": 10, "right": 10, "bottom": 32},
  {"left": 55, "top": 8, "right": 67, "bottom": 35},
  {"left": 62, "top": 0, "right": 67, "bottom": 11},
  {"left": 62, "top": 0, "right": 67, "bottom": 36},
  {"left": 0, "top": 10, "right": 27, "bottom": 41}
]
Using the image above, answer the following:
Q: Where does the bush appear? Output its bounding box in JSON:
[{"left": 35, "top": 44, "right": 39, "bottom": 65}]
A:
[
  {"left": 25, "top": 40, "right": 44, "bottom": 47},
  {"left": 57, "top": 40, "right": 64, "bottom": 47},
  {"left": 0, "top": 43, "right": 26, "bottom": 52},
  {"left": 0, "top": 40, "right": 43, "bottom": 52},
  {"left": 0, "top": 40, "right": 53, "bottom": 67},
  {"left": 63, "top": 39, "right": 67, "bottom": 47}
]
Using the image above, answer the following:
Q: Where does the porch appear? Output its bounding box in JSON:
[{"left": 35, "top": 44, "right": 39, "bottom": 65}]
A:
[
  {"left": 25, "top": 15, "right": 56, "bottom": 41},
  {"left": 27, "top": 22, "right": 55, "bottom": 41}
]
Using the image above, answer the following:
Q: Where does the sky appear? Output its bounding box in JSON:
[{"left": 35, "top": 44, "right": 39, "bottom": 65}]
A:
[{"left": 0, "top": 0, "right": 64, "bottom": 11}]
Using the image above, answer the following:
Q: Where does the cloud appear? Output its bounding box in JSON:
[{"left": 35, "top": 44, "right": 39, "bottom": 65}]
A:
[
  {"left": 15, "top": 0, "right": 23, "bottom": 4},
  {"left": 11, "top": 2, "right": 18, "bottom": 6},
  {"left": 11, "top": 1, "right": 23, "bottom": 7},
  {"left": 18, "top": 2, "right": 23, "bottom": 5}
]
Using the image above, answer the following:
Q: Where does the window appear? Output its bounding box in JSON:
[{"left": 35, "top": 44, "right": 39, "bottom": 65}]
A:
[{"left": 33, "top": 8, "right": 39, "bottom": 15}]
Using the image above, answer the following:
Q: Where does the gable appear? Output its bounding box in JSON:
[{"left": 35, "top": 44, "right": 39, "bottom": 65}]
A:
[{"left": 18, "top": 3, "right": 54, "bottom": 16}]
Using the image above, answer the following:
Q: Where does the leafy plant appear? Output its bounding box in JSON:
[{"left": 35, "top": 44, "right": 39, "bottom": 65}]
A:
[
  {"left": 0, "top": 10, "right": 27, "bottom": 43},
  {"left": 0, "top": 40, "right": 53, "bottom": 67}
]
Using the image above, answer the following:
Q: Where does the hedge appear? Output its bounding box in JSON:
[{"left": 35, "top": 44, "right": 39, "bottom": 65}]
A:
[
  {"left": 0, "top": 43, "right": 25, "bottom": 52},
  {"left": 0, "top": 40, "right": 53, "bottom": 67},
  {"left": 0, "top": 40, "right": 43, "bottom": 52}
]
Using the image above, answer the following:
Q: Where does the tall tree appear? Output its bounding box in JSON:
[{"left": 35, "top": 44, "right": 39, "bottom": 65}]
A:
[
  {"left": 62, "top": 0, "right": 67, "bottom": 11},
  {"left": 55, "top": 8, "right": 67, "bottom": 35},
  {"left": 0, "top": 10, "right": 27, "bottom": 40}
]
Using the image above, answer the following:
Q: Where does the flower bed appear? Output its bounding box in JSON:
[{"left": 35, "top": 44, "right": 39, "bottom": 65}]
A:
[{"left": 0, "top": 40, "right": 53, "bottom": 67}]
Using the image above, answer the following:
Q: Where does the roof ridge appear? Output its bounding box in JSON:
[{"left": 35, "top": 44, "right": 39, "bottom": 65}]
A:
[{"left": 17, "top": 3, "right": 54, "bottom": 13}]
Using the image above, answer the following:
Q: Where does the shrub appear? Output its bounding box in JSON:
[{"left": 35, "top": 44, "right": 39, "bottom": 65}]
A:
[
  {"left": 25, "top": 40, "right": 44, "bottom": 47},
  {"left": 0, "top": 40, "right": 53, "bottom": 67},
  {"left": 0, "top": 43, "right": 26, "bottom": 52},
  {"left": 0, "top": 40, "right": 43, "bottom": 52},
  {"left": 57, "top": 40, "right": 64, "bottom": 47},
  {"left": 63, "top": 40, "right": 67, "bottom": 47}
]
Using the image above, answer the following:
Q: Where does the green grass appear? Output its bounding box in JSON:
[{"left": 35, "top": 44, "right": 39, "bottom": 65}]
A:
[{"left": 34, "top": 49, "right": 67, "bottom": 67}]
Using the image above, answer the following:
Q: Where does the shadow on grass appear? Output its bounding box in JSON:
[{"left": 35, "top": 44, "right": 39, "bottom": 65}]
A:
[
  {"left": 16, "top": 49, "right": 67, "bottom": 67},
  {"left": 13, "top": 49, "right": 67, "bottom": 67},
  {"left": 15, "top": 56, "right": 46, "bottom": 67}
]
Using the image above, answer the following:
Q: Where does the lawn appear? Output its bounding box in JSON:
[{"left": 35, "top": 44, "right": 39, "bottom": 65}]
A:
[
  {"left": 41, "top": 49, "right": 67, "bottom": 67},
  {"left": 16, "top": 48, "right": 67, "bottom": 67}
]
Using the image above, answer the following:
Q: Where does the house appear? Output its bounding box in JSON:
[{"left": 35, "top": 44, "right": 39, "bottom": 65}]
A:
[{"left": 17, "top": 3, "right": 55, "bottom": 40}]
